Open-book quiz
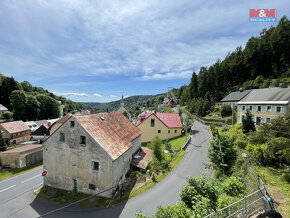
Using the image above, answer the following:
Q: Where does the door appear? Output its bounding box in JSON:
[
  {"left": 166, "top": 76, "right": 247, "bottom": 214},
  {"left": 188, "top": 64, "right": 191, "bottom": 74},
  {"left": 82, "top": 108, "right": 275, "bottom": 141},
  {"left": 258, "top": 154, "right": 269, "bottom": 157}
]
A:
[{"left": 73, "top": 179, "right": 78, "bottom": 192}]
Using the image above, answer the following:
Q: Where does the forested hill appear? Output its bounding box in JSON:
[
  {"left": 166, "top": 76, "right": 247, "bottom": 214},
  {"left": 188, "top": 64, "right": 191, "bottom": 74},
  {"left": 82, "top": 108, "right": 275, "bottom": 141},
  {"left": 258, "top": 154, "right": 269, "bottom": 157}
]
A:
[
  {"left": 178, "top": 16, "right": 290, "bottom": 116},
  {"left": 0, "top": 74, "right": 90, "bottom": 121},
  {"left": 86, "top": 95, "right": 154, "bottom": 112}
]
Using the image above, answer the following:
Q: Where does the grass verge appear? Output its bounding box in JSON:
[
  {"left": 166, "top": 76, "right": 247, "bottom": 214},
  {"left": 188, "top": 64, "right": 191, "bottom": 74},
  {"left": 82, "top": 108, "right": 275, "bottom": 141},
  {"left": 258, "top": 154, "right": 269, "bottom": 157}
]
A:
[
  {"left": 254, "top": 166, "right": 290, "bottom": 217},
  {"left": 0, "top": 162, "right": 42, "bottom": 182}
]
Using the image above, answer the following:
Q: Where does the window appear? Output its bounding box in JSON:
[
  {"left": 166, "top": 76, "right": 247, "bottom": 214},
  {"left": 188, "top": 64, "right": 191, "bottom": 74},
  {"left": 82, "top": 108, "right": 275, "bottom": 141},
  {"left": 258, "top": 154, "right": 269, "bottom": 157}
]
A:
[
  {"left": 151, "top": 119, "right": 155, "bottom": 127},
  {"left": 266, "top": 118, "right": 271, "bottom": 123},
  {"left": 89, "top": 184, "right": 96, "bottom": 190},
  {"left": 276, "top": 106, "right": 281, "bottom": 113},
  {"left": 249, "top": 106, "right": 252, "bottom": 111},
  {"left": 267, "top": 106, "right": 271, "bottom": 112},
  {"left": 242, "top": 106, "right": 245, "bottom": 110},
  {"left": 174, "top": 130, "right": 177, "bottom": 133},
  {"left": 60, "top": 132, "right": 65, "bottom": 142},
  {"left": 80, "top": 136, "right": 86, "bottom": 145},
  {"left": 242, "top": 115, "right": 245, "bottom": 120},
  {"left": 93, "top": 161, "right": 99, "bottom": 171},
  {"left": 258, "top": 106, "right": 261, "bottom": 112},
  {"left": 70, "top": 121, "right": 75, "bottom": 128},
  {"left": 168, "top": 130, "right": 170, "bottom": 133},
  {"left": 158, "top": 130, "right": 161, "bottom": 134}
]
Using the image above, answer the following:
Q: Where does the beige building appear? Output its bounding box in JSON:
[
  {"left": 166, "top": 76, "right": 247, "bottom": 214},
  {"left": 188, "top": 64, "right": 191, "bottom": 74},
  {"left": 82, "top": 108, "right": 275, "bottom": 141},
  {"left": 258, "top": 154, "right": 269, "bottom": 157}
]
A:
[
  {"left": 43, "top": 112, "right": 142, "bottom": 198},
  {"left": 237, "top": 87, "right": 290, "bottom": 125},
  {"left": 0, "top": 144, "right": 42, "bottom": 168},
  {"left": 136, "top": 111, "right": 183, "bottom": 142},
  {"left": 0, "top": 121, "right": 31, "bottom": 145}
]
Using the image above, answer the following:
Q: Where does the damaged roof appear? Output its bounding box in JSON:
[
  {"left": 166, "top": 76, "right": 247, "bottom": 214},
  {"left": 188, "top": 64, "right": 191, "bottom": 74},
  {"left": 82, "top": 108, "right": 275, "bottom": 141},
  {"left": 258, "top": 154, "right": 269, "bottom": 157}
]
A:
[{"left": 75, "top": 112, "right": 142, "bottom": 160}]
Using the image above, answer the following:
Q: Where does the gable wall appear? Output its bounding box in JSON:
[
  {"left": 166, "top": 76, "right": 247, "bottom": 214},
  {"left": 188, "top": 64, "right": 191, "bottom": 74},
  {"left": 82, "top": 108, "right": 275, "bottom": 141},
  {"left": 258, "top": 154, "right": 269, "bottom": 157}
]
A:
[{"left": 43, "top": 116, "right": 114, "bottom": 198}]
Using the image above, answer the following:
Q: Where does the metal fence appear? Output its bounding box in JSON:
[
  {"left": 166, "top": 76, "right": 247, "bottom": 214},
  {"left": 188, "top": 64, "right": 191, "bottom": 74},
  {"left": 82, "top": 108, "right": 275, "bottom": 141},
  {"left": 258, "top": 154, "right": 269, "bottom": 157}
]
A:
[{"left": 204, "top": 187, "right": 267, "bottom": 218}]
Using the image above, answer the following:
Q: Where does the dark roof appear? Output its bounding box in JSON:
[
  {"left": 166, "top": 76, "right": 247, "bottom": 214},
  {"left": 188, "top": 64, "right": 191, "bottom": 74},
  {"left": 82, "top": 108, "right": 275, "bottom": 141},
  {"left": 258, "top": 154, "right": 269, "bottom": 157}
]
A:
[
  {"left": 221, "top": 90, "right": 252, "bottom": 102},
  {"left": 75, "top": 112, "right": 142, "bottom": 160},
  {"left": 0, "top": 121, "right": 30, "bottom": 134},
  {"left": 239, "top": 87, "right": 290, "bottom": 103}
]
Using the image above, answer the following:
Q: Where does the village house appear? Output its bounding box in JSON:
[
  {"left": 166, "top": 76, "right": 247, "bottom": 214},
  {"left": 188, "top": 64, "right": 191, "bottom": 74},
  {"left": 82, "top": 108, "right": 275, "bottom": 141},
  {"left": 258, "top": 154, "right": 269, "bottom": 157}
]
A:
[
  {"left": 237, "top": 87, "right": 290, "bottom": 125},
  {"left": 136, "top": 111, "right": 183, "bottom": 142},
  {"left": 0, "top": 104, "right": 8, "bottom": 114},
  {"left": 0, "top": 121, "right": 31, "bottom": 145},
  {"left": 43, "top": 112, "right": 142, "bottom": 198},
  {"left": 220, "top": 88, "right": 252, "bottom": 106},
  {"left": 0, "top": 144, "right": 43, "bottom": 168}
]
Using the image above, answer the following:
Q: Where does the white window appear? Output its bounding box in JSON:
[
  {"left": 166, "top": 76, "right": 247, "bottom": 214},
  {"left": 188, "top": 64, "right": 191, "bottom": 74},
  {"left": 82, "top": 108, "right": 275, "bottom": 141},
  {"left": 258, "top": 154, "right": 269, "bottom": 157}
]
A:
[
  {"left": 267, "top": 106, "right": 271, "bottom": 112},
  {"left": 242, "top": 106, "right": 245, "bottom": 110},
  {"left": 276, "top": 106, "right": 281, "bottom": 113}
]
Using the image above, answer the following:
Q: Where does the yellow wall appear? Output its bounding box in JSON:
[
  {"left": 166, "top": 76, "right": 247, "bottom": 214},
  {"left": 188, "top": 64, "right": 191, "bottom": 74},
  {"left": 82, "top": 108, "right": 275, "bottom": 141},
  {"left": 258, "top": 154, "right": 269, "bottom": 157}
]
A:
[{"left": 137, "top": 114, "right": 182, "bottom": 142}]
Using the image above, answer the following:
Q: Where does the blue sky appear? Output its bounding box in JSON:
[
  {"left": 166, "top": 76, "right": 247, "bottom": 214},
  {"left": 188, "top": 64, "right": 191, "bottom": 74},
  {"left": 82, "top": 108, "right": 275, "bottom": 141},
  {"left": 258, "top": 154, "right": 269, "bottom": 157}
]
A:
[{"left": 0, "top": 0, "right": 289, "bottom": 102}]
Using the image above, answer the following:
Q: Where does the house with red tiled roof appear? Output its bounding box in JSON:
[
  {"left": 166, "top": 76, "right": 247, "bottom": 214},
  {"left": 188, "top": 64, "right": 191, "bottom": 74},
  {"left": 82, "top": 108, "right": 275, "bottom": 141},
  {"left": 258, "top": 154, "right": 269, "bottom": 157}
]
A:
[
  {"left": 0, "top": 121, "right": 31, "bottom": 145},
  {"left": 136, "top": 111, "right": 183, "bottom": 142},
  {"left": 43, "top": 111, "right": 142, "bottom": 198}
]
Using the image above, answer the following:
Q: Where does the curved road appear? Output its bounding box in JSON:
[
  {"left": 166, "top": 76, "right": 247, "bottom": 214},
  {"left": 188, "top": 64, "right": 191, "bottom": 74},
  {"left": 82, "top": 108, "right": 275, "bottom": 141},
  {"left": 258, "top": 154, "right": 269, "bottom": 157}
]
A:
[{"left": 1, "top": 120, "right": 212, "bottom": 218}]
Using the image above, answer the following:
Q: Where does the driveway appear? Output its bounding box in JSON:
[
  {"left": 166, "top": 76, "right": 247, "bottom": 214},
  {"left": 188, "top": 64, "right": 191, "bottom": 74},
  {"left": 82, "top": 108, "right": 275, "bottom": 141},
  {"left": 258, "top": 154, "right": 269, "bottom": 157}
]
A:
[{"left": 1, "top": 120, "right": 212, "bottom": 218}]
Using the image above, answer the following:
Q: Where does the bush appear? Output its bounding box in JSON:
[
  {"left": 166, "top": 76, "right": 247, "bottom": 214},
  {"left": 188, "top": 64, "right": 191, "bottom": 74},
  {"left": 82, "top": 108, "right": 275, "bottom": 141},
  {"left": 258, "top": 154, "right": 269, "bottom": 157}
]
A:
[
  {"left": 221, "top": 105, "right": 232, "bottom": 117},
  {"left": 221, "top": 177, "right": 246, "bottom": 197}
]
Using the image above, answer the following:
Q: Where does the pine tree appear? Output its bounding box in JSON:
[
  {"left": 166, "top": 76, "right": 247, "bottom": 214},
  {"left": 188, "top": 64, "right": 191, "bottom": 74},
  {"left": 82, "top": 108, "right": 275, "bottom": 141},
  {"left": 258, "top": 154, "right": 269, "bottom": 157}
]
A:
[{"left": 242, "top": 111, "right": 256, "bottom": 134}]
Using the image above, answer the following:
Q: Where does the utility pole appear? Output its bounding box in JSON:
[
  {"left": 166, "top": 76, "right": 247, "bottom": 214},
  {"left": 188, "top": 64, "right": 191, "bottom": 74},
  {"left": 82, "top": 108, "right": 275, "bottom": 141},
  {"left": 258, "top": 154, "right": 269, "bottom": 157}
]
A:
[
  {"left": 232, "top": 103, "right": 234, "bottom": 126},
  {"left": 217, "top": 129, "right": 224, "bottom": 175}
]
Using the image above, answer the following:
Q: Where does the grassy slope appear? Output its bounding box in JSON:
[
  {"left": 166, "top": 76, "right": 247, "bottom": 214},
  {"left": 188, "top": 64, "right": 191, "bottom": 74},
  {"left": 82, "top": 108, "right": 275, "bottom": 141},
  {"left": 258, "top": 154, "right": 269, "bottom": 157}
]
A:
[{"left": 254, "top": 166, "right": 290, "bottom": 217}]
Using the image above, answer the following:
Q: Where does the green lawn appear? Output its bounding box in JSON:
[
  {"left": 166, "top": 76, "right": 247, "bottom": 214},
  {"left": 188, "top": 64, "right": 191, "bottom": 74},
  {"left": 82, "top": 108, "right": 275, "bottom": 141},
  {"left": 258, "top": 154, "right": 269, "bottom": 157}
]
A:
[
  {"left": 0, "top": 163, "right": 42, "bottom": 182},
  {"left": 254, "top": 166, "right": 290, "bottom": 217}
]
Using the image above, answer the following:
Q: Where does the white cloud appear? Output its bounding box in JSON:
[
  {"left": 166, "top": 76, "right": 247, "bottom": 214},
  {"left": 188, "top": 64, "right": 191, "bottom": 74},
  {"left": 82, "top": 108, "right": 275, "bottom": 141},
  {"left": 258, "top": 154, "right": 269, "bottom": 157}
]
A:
[
  {"left": 93, "top": 93, "right": 103, "bottom": 98},
  {"left": 138, "top": 71, "right": 193, "bottom": 80},
  {"left": 110, "top": 95, "right": 117, "bottom": 98},
  {"left": 54, "top": 92, "right": 88, "bottom": 97}
]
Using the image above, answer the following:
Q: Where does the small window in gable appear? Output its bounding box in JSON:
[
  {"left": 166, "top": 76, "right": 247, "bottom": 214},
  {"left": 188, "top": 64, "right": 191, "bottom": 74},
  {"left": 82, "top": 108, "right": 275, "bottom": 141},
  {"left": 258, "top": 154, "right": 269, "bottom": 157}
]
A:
[
  {"left": 158, "top": 130, "right": 161, "bottom": 133},
  {"left": 168, "top": 130, "right": 170, "bottom": 133},
  {"left": 80, "top": 136, "right": 86, "bottom": 145},
  {"left": 60, "top": 132, "right": 65, "bottom": 142},
  {"left": 70, "top": 121, "right": 75, "bottom": 128},
  {"left": 93, "top": 161, "right": 99, "bottom": 171},
  {"left": 151, "top": 119, "right": 155, "bottom": 127}
]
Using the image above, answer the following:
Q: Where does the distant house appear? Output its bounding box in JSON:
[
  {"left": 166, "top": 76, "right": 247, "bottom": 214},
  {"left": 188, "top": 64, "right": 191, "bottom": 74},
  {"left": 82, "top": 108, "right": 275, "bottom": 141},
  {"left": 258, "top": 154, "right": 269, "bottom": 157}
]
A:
[
  {"left": 0, "top": 104, "right": 8, "bottom": 114},
  {"left": 0, "top": 121, "right": 31, "bottom": 145},
  {"left": 221, "top": 89, "right": 252, "bottom": 106},
  {"left": 25, "top": 121, "right": 39, "bottom": 132},
  {"left": 0, "top": 144, "right": 42, "bottom": 168},
  {"left": 31, "top": 124, "right": 51, "bottom": 142},
  {"left": 237, "top": 87, "right": 290, "bottom": 125},
  {"left": 43, "top": 112, "right": 142, "bottom": 198},
  {"left": 49, "top": 115, "right": 71, "bottom": 135},
  {"left": 136, "top": 111, "right": 183, "bottom": 142},
  {"left": 163, "top": 97, "right": 177, "bottom": 107}
]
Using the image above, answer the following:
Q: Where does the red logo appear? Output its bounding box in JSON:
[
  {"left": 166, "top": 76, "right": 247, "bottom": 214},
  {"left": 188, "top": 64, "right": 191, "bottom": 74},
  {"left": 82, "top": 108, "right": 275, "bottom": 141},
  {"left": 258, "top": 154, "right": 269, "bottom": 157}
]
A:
[
  {"left": 249, "top": 9, "right": 277, "bottom": 22},
  {"left": 42, "top": 171, "right": 47, "bottom": 176}
]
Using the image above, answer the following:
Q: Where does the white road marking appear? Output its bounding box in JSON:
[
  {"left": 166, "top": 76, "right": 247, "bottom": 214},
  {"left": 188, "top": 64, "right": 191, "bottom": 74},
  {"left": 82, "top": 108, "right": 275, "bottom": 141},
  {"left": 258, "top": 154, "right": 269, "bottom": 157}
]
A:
[
  {"left": 0, "top": 185, "right": 16, "bottom": 193},
  {"left": 20, "top": 174, "right": 41, "bottom": 183},
  {"left": 0, "top": 166, "right": 42, "bottom": 184}
]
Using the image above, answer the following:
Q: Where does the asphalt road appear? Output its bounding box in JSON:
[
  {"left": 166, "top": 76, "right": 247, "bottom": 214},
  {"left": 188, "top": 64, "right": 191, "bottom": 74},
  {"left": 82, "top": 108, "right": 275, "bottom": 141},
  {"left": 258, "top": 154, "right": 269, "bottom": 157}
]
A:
[{"left": 0, "top": 120, "right": 212, "bottom": 218}]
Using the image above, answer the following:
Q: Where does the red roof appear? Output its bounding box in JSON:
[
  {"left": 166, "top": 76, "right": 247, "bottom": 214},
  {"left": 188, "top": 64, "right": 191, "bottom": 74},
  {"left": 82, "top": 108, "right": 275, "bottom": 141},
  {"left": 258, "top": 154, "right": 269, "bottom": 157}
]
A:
[
  {"left": 2, "top": 144, "right": 42, "bottom": 153},
  {"left": 131, "top": 147, "right": 152, "bottom": 170},
  {"left": 43, "top": 124, "right": 50, "bottom": 129},
  {"left": 136, "top": 112, "right": 182, "bottom": 128},
  {"left": 75, "top": 112, "right": 142, "bottom": 160},
  {"left": 0, "top": 121, "right": 30, "bottom": 134}
]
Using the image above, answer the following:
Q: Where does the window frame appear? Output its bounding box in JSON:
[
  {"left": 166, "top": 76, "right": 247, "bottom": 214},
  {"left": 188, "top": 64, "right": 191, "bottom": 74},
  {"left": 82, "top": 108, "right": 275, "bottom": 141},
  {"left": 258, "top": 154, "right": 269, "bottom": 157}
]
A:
[
  {"left": 242, "top": 106, "right": 245, "bottom": 110},
  {"left": 158, "top": 130, "right": 161, "bottom": 134},
  {"left": 80, "top": 135, "right": 86, "bottom": 145},
  {"left": 267, "top": 106, "right": 271, "bottom": 112},
  {"left": 276, "top": 106, "right": 281, "bottom": 113},
  {"left": 70, "top": 121, "right": 75, "bottom": 128},
  {"left": 258, "top": 106, "right": 261, "bottom": 112},
  {"left": 174, "top": 130, "right": 177, "bottom": 133}
]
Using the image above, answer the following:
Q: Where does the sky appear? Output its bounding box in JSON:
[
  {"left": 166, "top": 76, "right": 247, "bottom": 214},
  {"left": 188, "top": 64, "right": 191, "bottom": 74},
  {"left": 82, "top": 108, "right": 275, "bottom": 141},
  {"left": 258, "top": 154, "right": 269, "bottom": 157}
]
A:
[{"left": 0, "top": 0, "right": 289, "bottom": 102}]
